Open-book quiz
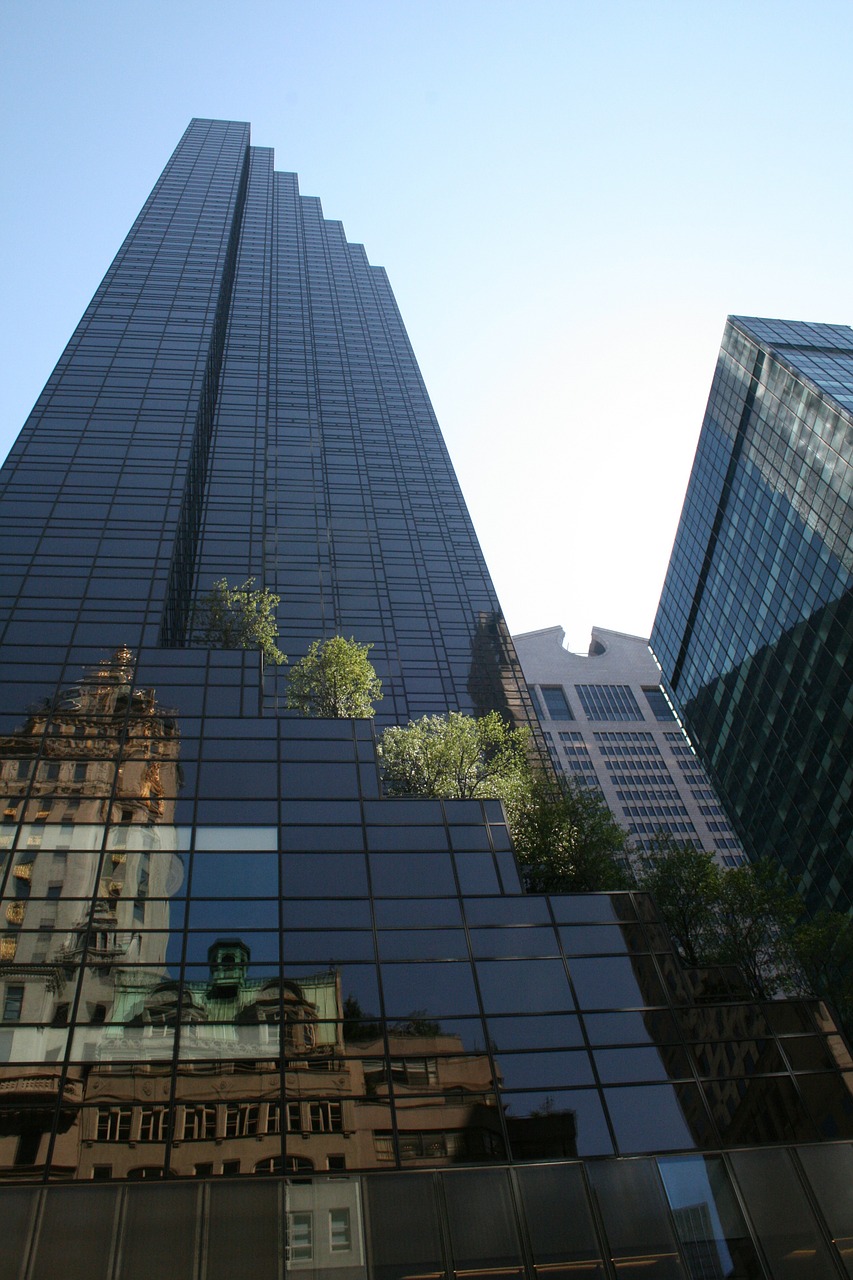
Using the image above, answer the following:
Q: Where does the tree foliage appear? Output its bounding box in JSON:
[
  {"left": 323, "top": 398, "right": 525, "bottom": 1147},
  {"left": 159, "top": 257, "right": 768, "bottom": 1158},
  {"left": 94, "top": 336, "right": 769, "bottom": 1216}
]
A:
[
  {"left": 637, "top": 839, "right": 803, "bottom": 998},
  {"left": 787, "top": 910, "right": 853, "bottom": 1028},
  {"left": 710, "top": 859, "right": 803, "bottom": 998},
  {"left": 378, "top": 710, "right": 529, "bottom": 800},
  {"left": 193, "top": 578, "right": 286, "bottom": 665},
  {"left": 636, "top": 840, "right": 853, "bottom": 1030},
  {"left": 286, "top": 636, "right": 382, "bottom": 718},
  {"left": 636, "top": 834, "right": 722, "bottom": 968},
  {"left": 509, "top": 772, "right": 632, "bottom": 893},
  {"left": 378, "top": 711, "right": 630, "bottom": 891}
]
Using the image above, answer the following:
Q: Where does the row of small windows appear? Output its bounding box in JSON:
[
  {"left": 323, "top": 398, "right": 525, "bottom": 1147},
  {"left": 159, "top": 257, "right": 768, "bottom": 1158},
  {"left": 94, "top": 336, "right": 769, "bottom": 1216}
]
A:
[
  {"left": 622, "top": 804, "right": 690, "bottom": 820},
  {"left": 596, "top": 742, "right": 664, "bottom": 760},
  {"left": 630, "top": 821, "right": 699, "bottom": 837},
  {"left": 95, "top": 1099, "right": 343, "bottom": 1143},
  {"left": 534, "top": 685, "right": 675, "bottom": 724},
  {"left": 664, "top": 731, "right": 694, "bottom": 751},
  {"left": 716, "top": 838, "right": 744, "bottom": 852}
]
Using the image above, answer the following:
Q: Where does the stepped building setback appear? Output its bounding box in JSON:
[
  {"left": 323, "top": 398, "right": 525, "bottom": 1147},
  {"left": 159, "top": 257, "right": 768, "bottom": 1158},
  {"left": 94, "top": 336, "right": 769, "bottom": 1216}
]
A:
[{"left": 0, "top": 124, "right": 852, "bottom": 1278}]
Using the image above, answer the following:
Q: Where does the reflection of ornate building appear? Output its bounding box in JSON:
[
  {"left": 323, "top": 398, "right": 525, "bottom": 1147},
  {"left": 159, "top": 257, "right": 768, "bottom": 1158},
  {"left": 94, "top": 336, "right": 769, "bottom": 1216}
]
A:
[
  {"left": 0, "top": 648, "right": 182, "bottom": 1175},
  {"left": 28, "top": 938, "right": 504, "bottom": 1182},
  {"left": 0, "top": 646, "right": 181, "bottom": 960}
]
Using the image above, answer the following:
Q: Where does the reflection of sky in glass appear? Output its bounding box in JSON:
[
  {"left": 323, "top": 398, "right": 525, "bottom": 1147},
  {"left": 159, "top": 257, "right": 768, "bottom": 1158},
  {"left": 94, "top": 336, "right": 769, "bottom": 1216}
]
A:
[{"left": 657, "top": 1156, "right": 735, "bottom": 1276}]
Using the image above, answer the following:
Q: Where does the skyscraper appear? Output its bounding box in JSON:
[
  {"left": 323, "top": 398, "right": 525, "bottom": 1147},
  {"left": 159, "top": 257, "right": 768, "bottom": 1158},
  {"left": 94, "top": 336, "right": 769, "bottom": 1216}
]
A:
[
  {"left": 513, "top": 625, "right": 745, "bottom": 864},
  {"left": 652, "top": 317, "right": 853, "bottom": 917},
  {"left": 1, "top": 127, "right": 852, "bottom": 1277}
]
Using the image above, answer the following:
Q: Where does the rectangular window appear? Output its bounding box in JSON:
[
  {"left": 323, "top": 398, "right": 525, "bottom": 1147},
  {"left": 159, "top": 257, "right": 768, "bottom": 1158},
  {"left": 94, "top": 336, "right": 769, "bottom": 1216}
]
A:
[
  {"left": 3, "top": 986, "right": 24, "bottom": 1021},
  {"left": 539, "top": 686, "right": 573, "bottom": 720},
  {"left": 329, "top": 1208, "right": 352, "bottom": 1252},
  {"left": 373, "top": 1132, "right": 395, "bottom": 1161},
  {"left": 642, "top": 687, "right": 675, "bottom": 720},
  {"left": 224, "top": 1102, "right": 259, "bottom": 1137},
  {"left": 398, "top": 1131, "right": 449, "bottom": 1159},
  {"left": 139, "top": 1106, "right": 169, "bottom": 1142},
  {"left": 183, "top": 1105, "right": 216, "bottom": 1140},
  {"left": 575, "top": 684, "right": 644, "bottom": 722},
  {"left": 286, "top": 1101, "right": 301, "bottom": 1132},
  {"left": 308, "top": 1101, "right": 343, "bottom": 1133},
  {"left": 287, "top": 1212, "right": 313, "bottom": 1263},
  {"left": 96, "top": 1107, "right": 132, "bottom": 1142}
]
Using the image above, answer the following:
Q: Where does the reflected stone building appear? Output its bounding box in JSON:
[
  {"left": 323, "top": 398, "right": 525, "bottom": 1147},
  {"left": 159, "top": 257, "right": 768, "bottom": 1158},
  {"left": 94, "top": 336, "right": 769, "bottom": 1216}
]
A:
[
  {"left": 652, "top": 317, "right": 853, "bottom": 917},
  {"left": 1, "top": 126, "right": 853, "bottom": 1278}
]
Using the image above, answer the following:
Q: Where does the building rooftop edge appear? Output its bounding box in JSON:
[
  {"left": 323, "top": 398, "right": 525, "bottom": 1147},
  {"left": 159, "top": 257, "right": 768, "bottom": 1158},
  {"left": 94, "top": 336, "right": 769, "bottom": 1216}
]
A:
[{"left": 513, "top": 624, "right": 651, "bottom": 653}]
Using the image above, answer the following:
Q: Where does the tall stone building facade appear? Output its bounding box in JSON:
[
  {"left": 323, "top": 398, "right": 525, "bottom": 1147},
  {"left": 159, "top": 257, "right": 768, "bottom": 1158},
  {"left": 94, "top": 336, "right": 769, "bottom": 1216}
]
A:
[{"left": 513, "top": 626, "right": 745, "bottom": 864}]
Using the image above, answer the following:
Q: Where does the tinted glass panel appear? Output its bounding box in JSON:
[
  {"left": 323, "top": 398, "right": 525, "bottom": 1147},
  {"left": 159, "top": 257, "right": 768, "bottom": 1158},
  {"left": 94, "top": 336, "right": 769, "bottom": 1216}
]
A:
[{"left": 730, "top": 1148, "right": 838, "bottom": 1279}]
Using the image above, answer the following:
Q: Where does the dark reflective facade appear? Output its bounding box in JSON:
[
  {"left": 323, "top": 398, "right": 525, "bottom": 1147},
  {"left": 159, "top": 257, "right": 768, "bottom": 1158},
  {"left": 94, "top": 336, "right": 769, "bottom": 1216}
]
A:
[
  {"left": 652, "top": 317, "right": 853, "bottom": 915},
  {"left": 1, "top": 131, "right": 853, "bottom": 1277}
]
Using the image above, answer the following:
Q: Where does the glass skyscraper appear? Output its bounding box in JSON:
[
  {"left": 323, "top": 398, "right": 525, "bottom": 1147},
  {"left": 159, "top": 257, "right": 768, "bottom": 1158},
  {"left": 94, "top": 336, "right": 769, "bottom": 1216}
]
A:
[
  {"left": 652, "top": 316, "right": 853, "bottom": 918},
  {"left": 1, "top": 126, "right": 852, "bottom": 1278}
]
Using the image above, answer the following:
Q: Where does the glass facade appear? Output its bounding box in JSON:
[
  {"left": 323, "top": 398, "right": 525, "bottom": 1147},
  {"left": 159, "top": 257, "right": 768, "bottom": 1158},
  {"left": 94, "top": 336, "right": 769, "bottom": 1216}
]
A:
[
  {"left": 0, "top": 130, "right": 851, "bottom": 1276},
  {"left": 652, "top": 316, "right": 853, "bottom": 915}
]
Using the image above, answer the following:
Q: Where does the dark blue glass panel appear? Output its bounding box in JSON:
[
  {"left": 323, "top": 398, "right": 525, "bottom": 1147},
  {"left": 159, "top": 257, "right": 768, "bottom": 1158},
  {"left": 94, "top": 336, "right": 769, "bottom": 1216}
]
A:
[
  {"left": 369, "top": 852, "right": 456, "bottom": 896},
  {"left": 381, "top": 962, "right": 479, "bottom": 1017},
  {"left": 476, "top": 960, "right": 574, "bottom": 1014},
  {"left": 281, "top": 852, "right": 369, "bottom": 896}
]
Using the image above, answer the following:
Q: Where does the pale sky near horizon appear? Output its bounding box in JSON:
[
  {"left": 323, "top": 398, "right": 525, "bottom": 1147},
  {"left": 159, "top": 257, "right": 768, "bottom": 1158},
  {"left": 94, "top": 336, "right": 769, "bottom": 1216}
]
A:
[{"left": 2, "top": 0, "right": 852, "bottom": 653}]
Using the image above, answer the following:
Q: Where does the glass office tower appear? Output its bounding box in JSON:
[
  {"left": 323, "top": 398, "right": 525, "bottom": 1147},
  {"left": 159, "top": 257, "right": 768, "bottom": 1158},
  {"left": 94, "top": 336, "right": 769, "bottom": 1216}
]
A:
[
  {"left": 0, "top": 128, "right": 852, "bottom": 1278},
  {"left": 652, "top": 317, "right": 853, "bottom": 918}
]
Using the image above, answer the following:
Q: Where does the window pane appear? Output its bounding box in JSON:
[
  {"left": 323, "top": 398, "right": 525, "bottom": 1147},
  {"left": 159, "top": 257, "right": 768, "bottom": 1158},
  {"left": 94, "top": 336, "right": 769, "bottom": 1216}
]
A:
[
  {"left": 364, "top": 1173, "right": 445, "bottom": 1280},
  {"left": 643, "top": 687, "right": 676, "bottom": 720},
  {"left": 329, "top": 1208, "right": 352, "bottom": 1252},
  {"left": 575, "top": 684, "right": 644, "bottom": 722},
  {"left": 442, "top": 1168, "right": 523, "bottom": 1275},
  {"left": 730, "top": 1148, "right": 838, "bottom": 1279},
  {"left": 586, "top": 1159, "right": 683, "bottom": 1279},
  {"left": 120, "top": 1184, "right": 200, "bottom": 1280},
  {"left": 207, "top": 1182, "right": 280, "bottom": 1280},
  {"left": 658, "top": 1156, "right": 763, "bottom": 1279},
  {"left": 797, "top": 1144, "right": 853, "bottom": 1278},
  {"left": 30, "top": 1186, "right": 117, "bottom": 1280},
  {"left": 540, "top": 687, "right": 573, "bottom": 720},
  {"left": 515, "top": 1163, "right": 604, "bottom": 1273}
]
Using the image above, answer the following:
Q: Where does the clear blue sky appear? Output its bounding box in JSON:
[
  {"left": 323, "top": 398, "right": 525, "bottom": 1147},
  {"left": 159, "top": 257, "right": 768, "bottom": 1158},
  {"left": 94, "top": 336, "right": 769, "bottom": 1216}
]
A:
[{"left": 3, "top": 0, "right": 852, "bottom": 649}]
